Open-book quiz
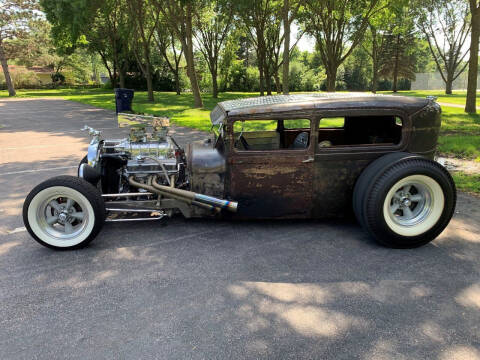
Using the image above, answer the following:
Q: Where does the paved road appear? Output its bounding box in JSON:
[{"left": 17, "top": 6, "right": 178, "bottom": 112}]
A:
[{"left": 0, "top": 98, "right": 479, "bottom": 360}]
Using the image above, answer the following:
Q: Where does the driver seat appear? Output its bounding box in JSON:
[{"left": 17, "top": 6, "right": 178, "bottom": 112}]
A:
[{"left": 289, "top": 132, "right": 309, "bottom": 149}]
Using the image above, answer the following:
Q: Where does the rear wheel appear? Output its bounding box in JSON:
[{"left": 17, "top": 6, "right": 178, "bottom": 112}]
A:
[
  {"left": 354, "top": 156, "right": 456, "bottom": 248},
  {"left": 23, "top": 176, "right": 105, "bottom": 250}
]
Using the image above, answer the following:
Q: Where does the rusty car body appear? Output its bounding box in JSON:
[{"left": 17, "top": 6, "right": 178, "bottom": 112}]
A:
[{"left": 23, "top": 93, "right": 456, "bottom": 249}]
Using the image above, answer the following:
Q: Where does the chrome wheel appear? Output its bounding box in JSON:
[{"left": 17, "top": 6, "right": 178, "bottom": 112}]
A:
[
  {"left": 388, "top": 182, "right": 432, "bottom": 227},
  {"left": 27, "top": 185, "right": 96, "bottom": 248},
  {"left": 37, "top": 195, "right": 88, "bottom": 240},
  {"left": 383, "top": 175, "right": 445, "bottom": 237}
]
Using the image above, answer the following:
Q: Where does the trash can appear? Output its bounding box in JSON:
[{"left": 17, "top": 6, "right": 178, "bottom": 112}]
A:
[{"left": 114, "top": 88, "right": 134, "bottom": 113}]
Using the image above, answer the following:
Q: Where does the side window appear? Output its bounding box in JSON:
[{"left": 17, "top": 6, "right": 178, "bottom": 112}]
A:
[
  {"left": 233, "top": 119, "right": 311, "bottom": 151},
  {"left": 317, "top": 115, "right": 403, "bottom": 148}
]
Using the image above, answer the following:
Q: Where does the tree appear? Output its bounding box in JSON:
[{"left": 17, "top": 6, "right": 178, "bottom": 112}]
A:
[
  {"left": 88, "top": 0, "right": 130, "bottom": 89},
  {"left": 0, "top": 0, "right": 37, "bottom": 96},
  {"left": 416, "top": 0, "right": 470, "bottom": 94},
  {"left": 154, "top": 0, "right": 204, "bottom": 108},
  {"left": 282, "top": 0, "right": 301, "bottom": 94},
  {"left": 379, "top": 32, "right": 417, "bottom": 92},
  {"left": 126, "top": 0, "right": 159, "bottom": 102},
  {"left": 303, "top": 0, "right": 383, "bottom": 92},
  {"left": 6, "top": 18, "right": 55, "bottom": 67},
  {"left": 363, "top": 23, "right": 387, "bottom": 92},
  {"left": 155, "top": 19, "right": 183, "bottom": 95},
  {"left": 233, "top": 0, "right": 281, "bottom": 95},
  {"left": 194, "top": 1, "right": 233, "bottom": 98},
  {"left": 465, "top": 0, "right": 480, "bottom": 113}
]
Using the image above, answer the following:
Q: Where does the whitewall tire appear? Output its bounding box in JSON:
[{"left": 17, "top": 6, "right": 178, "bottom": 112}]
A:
[
  {"left": 353, "top": 154, "right": 456, "bottom": 248},
  {"left": 23, "top": 176, "right": 105, "bottom": 250}
]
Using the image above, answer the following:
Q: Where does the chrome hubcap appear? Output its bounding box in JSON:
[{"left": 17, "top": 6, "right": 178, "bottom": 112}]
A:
[
  {"left": 389, "top": 182, "right": 433, "bottom": 227},
  {"left": 37, "top": 195, "right": 88, "bottom": 240}
]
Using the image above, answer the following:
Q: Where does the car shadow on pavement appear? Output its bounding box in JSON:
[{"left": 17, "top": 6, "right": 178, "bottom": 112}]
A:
[{"left": 1, "top": 206, "right": 478, "bottom": 359}]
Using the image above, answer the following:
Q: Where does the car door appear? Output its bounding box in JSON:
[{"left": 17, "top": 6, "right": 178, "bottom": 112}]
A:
[
  {"left": 312, "top": 109, "right": 408, "bottom": 218},
  {"left": 226, "top": 118, "right": 315, "bottom": 219}
]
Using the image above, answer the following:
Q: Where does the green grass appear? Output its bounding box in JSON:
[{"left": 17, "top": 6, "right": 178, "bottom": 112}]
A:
[
  {"left": 381, "top": 89, "right": 479, "bottom": 107},
  {"left": 451, "top": 172, "right": 480, "bottom": 194},
  {"left": 438, "top": 106, "right": 480, "bottom": 160}
]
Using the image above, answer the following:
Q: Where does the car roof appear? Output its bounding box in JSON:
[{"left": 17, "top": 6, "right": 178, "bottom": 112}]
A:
[{"left": 210, "top": 93, "right": 431, "bottom": 125}]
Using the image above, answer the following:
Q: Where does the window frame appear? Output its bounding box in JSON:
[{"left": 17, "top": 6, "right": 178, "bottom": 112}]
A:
[
  {"left": 314, "top": 109, "right": 409, "bottom": 154},
  {"left": 229, "top": 116, "right": 314, "bottom": 154}
]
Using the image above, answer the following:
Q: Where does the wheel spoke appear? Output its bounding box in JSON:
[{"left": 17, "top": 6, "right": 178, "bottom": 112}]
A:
[
  {"left": 403, "top": 207, "right": 413, "bottom": 219},
  {"left": 71, "top": 211, "right": 84, "bottom": 220},
  {"left": 65, "top": 198, "right": 74, "bottom": 211},
  {"left": 49, "top": 200, "right": 61, "bottom": 211},
  {"left": 46, "top": 215, "right": 58, "bottom": 225},
  {"left": 390, "top": 203, "right": 400, "bottom": 214},
  {"left": 403, "top": 185, "right": 412, "bottom": 194},
  {"left": 64, "top": 222, "right": 73, "bottom": 234},
  {"left": 410, "top": 194, "right": 423, "bottom": 202}
]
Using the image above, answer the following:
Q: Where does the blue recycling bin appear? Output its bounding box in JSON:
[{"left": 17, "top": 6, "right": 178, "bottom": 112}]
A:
[{"left": 114, "top": 88, "right": 134, "bottom": 113}]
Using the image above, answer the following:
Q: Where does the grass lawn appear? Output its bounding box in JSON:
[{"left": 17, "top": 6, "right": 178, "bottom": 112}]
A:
[
  {"left": 381, "top": 89, "right": 480, "bottom": 107},
  {"left": 451, "top": 172, "right": 480, "bottom": 194}
]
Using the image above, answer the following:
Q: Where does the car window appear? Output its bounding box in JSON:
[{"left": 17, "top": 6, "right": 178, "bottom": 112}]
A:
[
  {"left": 319, "top": 117, "right": 344, "bottom": 128},
  {"left": 284, "top": 119, "right": 310, "bottom": 129},
  {"left": 317, "top": 115, "right": 403, "bottom": 149},
  {"left": 233, "top": 119, "right": 311, "bottom": 151}
]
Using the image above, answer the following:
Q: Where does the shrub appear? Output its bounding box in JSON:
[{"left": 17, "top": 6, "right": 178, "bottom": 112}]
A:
[{"left": 0, "top": 67, "right": 40, "bottom": 88}]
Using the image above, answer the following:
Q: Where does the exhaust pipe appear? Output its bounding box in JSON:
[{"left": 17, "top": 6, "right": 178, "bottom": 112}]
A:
[
  {"left": 151, "top": 177, "right": 238, "bottom": 212},
  {"left": 128, "top": 177, "right": 238, "bottom": 213}
]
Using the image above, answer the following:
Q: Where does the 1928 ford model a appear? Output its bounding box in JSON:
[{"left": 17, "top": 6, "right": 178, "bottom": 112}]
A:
[{"left": 23, "top": 93, "right": 456, "bottom": 249}]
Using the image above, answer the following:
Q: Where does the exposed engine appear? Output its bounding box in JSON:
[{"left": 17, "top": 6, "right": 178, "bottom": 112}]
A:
[
  {"left": 82, "top": 118, "right": 186, "bottom": 194},
  {"left": 79, "top": 116, "right": 236, "bottom": 219}
]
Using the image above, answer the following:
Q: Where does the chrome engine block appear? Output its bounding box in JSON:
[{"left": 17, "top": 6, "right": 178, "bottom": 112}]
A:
[{"left": 103, "top": 138, "right": 178, "bottom": 177}]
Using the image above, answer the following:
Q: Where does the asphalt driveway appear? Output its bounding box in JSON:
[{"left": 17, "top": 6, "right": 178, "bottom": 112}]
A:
[{"left": 0, "top": 98, "right": 479, "bottom": 359}]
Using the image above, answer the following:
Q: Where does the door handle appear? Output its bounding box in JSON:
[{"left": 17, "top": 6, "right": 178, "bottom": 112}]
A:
[{"left": 302, "top": 157, "right": 314, "bottom": 163}]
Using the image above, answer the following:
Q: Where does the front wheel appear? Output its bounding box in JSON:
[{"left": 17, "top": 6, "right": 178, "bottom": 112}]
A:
[
  {"left": 355, "top": 157, "right": 456, "bottom": 248},
  {"left": 23, "top": 176, "right": 105, "bottom": 250}
]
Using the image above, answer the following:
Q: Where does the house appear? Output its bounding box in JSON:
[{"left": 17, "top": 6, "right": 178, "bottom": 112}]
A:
[{"left": 28, "top": 66, "right": 54, "bottom": 84}]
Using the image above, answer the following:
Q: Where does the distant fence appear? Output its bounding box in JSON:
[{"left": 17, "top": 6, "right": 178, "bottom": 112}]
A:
[{"left": 411, "top": 72, "right": 480, "bottom": 90}]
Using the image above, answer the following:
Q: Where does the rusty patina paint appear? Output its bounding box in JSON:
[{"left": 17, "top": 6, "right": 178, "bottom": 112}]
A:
[{"left": 204, "top": 93, "right": 442, "bottom": 219}]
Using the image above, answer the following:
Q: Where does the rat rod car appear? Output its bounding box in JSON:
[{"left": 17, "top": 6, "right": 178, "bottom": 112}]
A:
[{"left": 23, "top": 93, "right": 456, "bottom": 249}]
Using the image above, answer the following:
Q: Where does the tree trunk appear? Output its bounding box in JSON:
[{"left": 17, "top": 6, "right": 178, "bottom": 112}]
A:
[
  {"left": 174, "top": 71, "right": 181, "bottom": 95},
  {"left": 119, "top": 67, "right": 126, "bottom": 88},
  {"left": 282, "top": 0, "right": 290, "bottom": 94},
  {"left": 372, "top": 60, "right": 379, "bottom": 93},
  {"left": 393, "top": 35, "right": 400, "bottom": 93},
  {"left": 466, "top": 12, "right": 480, "bottom": 113},
  {"left": 275, "top": 72, "right": 281, "bottom": 94},
  {"left": 145, "top": 67, "right": 154, "bottom": 102},
  {"left": 265, "top": 67, "right": 272, "bottom": 95},
  {"left": 144, "top": 45, "right": 154, "bottom": 102},
  {"left": 212, "top": 68, "right": 218, "bottom": 98},
  {"left": 259, "top": 65, "right": 265, "bottom": 95},
  {"left": 371, "top": 27, "right": 378, "bottom": 93},
  {"left": 445, "top": 75, "right": 453, "bottom": 95},
  {"left": 112, "top": 59, "right": 118, "bottom": 88},
  {"left": 326, "top": 65, "right": 337, "bottom": 92},
  {"left": 184, "top": 3, "right": 203, "bottom": 108},
  {"left": 0, "top": 41, "right": 15, "bottom": 96}
]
